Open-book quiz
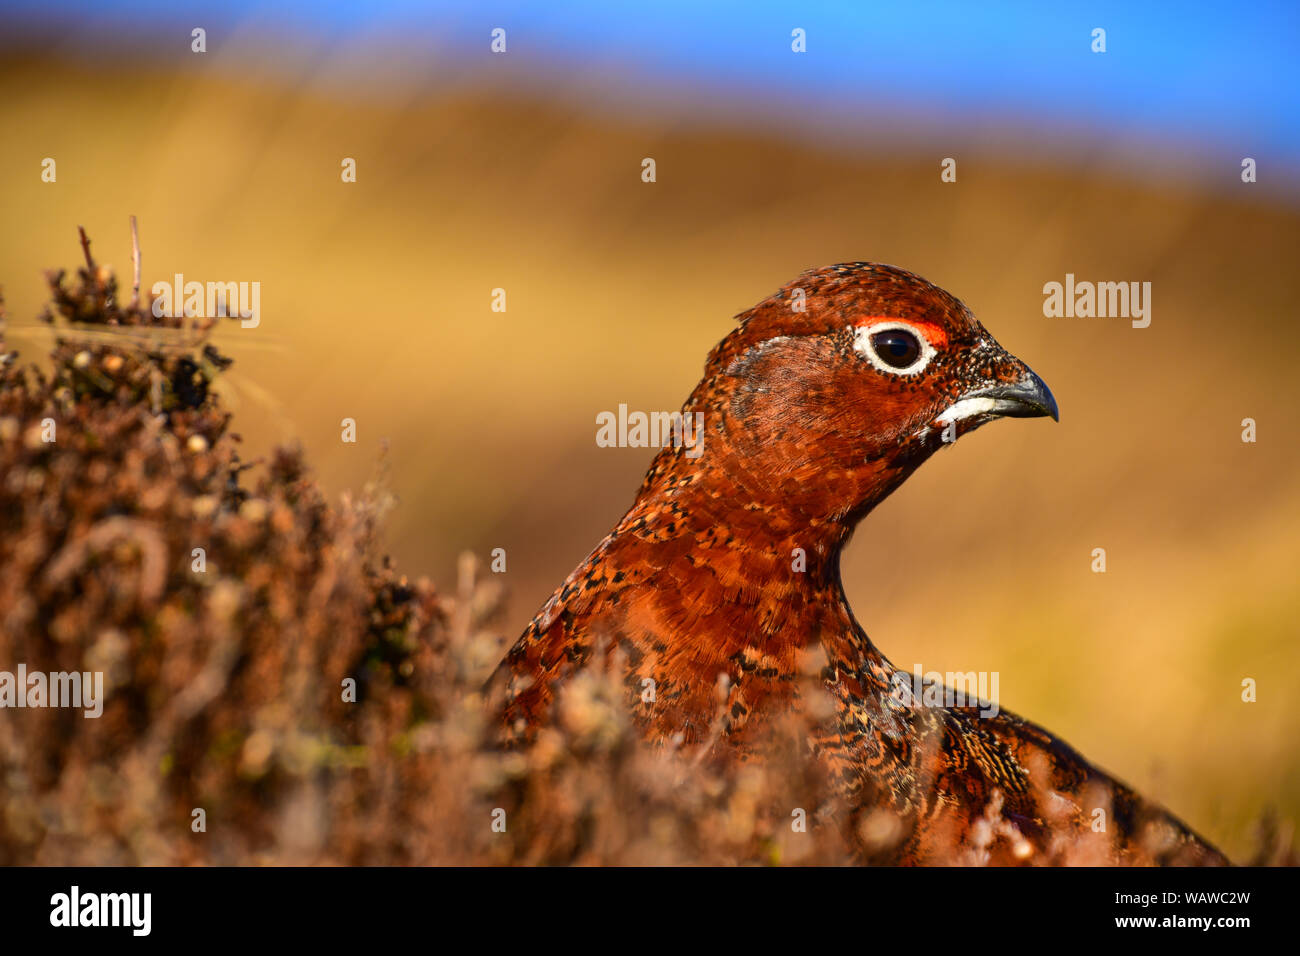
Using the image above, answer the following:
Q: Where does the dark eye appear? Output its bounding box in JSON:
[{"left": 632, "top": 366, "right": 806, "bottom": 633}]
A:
[{"left": 869, "top": 330, "right": 922, "bottom": 369}]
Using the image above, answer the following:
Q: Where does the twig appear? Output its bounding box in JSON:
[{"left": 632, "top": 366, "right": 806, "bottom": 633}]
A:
[
  {"left": 77, "top": 225, "right": 95, "bottom": 271},
  {"left": 44, "top": 516, "right": 168, "bottom": 604},
  {"left": 129, "top": 215, "right": 141, "bottom": 311},
  {"left": 690, "top": 672, "right": 733, "bottom": 768},
  {"left": 76, "top": 225, "right": 107, "bottom": 312}
]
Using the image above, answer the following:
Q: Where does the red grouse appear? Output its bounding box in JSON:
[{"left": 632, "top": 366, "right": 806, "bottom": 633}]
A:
[{"left": 489, "top": 262, "right": 1225, "bottom": 865}]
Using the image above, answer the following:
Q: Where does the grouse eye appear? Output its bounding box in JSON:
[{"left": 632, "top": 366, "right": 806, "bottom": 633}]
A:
[
  {"left": 870, "top": 330, "right": 922, "bottom": 369},
  {"left": 852, "top": 321, "right": 937, "bottom": 376}
]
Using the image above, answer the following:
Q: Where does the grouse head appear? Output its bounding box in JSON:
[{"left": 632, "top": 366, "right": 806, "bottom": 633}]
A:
[{"left": 660, "top": 262, "right": 1058, "bottom": 534}]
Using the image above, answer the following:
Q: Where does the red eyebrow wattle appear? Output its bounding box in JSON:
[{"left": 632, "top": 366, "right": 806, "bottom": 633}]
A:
[{"left": 852, "top": 316, "right": 949, "bottom": 348}]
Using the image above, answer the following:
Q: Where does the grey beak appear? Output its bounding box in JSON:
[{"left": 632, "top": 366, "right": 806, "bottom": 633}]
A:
[{"left": 977, "top": 369, "right": 1060, "bottom": 421}]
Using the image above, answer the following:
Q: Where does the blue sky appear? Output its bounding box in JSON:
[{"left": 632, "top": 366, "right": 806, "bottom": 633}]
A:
[{"left": 5, "top": 1, "right": 1299, "bottom": 174}]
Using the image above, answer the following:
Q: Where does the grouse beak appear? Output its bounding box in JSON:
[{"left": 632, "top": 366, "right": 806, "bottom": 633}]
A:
[
  {"left": 974, "top": 368, "right": 1059, "bottom": 421},
  {"left": 937, "top": 367, "right": 1060, "bottom": 427}
]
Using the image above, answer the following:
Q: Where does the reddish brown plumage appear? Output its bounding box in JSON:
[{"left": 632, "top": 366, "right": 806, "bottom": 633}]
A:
[{"left": 488, "top": 262, "right": 1226, "bottom": 865}]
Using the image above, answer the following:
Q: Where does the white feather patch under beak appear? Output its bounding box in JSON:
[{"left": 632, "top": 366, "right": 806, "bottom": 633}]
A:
[{"left": 935, "top": 396, "right": 1002, "bottom": 425}]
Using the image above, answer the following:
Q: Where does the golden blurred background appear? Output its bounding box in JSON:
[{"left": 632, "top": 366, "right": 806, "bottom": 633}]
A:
[{"left": 1, "top": 22, "right": 1297, "bottom": 862}]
